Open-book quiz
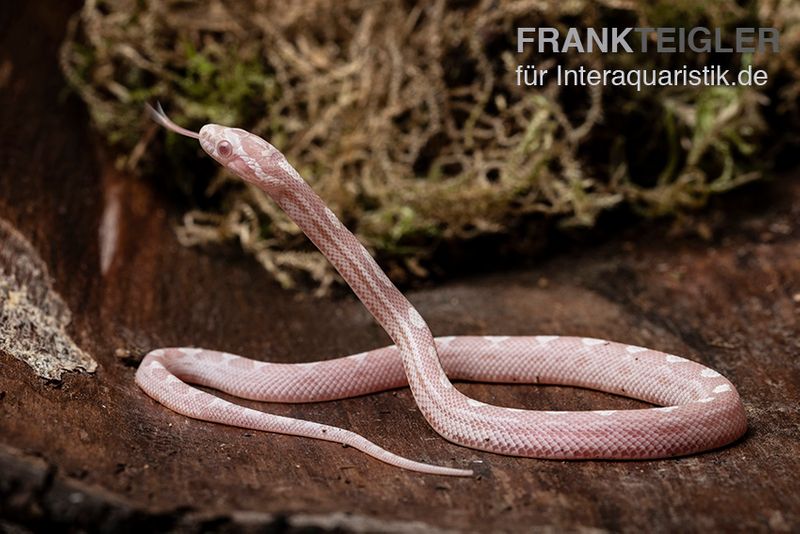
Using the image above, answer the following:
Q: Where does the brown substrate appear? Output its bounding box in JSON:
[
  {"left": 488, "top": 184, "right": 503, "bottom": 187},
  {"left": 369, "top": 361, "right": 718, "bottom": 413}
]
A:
[{"left": 1, "top": 3, "right": 799, "bottom": 533}]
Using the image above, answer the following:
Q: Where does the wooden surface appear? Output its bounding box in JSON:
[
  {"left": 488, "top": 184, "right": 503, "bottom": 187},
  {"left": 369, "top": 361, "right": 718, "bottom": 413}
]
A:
[{"left": 1, "top": 3, "right": 799, "bottom": 533}]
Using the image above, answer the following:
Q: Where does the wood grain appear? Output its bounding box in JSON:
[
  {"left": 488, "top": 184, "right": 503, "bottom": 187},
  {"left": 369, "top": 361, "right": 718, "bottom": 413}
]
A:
[{"left": 1, "top": 3, "right": 798, "bottom": 532}]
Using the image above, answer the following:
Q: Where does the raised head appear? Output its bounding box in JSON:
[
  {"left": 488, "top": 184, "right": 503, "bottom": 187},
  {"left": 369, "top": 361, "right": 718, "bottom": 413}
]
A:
[{"left": 146, "top": 103, "right": 288, "bottom": 189}]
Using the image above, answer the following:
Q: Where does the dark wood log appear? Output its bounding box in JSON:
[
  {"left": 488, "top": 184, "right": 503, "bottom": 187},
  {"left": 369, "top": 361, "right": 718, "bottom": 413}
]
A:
[{"left": 1, "top": 3, "right": 798, "bottom": 532}]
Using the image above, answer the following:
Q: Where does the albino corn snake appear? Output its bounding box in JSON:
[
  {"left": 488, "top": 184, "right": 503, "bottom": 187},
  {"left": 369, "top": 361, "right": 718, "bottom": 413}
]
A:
[{"left": 136, "top": 105, "right": 747, "bottom": 476}]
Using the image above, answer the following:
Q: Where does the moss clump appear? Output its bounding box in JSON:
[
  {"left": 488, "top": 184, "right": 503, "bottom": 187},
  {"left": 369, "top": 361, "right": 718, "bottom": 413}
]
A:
[{"left": 61, "top": 0, "right": 799, "bottom": 291}]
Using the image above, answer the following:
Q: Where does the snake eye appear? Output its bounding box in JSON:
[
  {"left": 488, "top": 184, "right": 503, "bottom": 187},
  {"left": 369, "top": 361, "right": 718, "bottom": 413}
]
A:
[{"left": 217, "top": 140, "right": 232, "bottom": 158}]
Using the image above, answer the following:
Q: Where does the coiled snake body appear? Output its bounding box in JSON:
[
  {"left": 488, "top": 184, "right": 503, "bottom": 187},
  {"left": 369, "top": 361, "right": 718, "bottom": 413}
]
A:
[{"left": 136, "top": 106, "right": 747, "bottom": 476}]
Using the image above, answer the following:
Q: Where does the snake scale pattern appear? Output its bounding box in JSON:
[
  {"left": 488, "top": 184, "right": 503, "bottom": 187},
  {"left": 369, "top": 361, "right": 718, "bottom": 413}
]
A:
[{"left": 136, "top": 106, "right": 747, "bottom": 476}]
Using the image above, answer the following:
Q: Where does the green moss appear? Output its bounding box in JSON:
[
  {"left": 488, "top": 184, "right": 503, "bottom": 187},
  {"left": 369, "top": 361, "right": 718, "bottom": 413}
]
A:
[{"left": 59, "top": 0, "right": 799, "bottom": 288}]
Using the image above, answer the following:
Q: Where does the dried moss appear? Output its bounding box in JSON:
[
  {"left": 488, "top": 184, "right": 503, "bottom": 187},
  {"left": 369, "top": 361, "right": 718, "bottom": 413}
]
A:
[{"left": 60, "top": 0, "right": 799, "bottom": 289}]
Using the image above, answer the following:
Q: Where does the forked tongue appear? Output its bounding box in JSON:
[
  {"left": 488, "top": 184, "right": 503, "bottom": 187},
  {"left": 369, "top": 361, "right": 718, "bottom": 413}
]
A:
[{"left": 146, "top": 102, "right": 200, "bottom": 139}]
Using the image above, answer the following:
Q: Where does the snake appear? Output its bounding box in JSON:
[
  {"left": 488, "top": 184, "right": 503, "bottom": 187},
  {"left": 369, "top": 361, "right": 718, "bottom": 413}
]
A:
[{"left": 135, "top": 104, "right": 748, "bottom": 477}]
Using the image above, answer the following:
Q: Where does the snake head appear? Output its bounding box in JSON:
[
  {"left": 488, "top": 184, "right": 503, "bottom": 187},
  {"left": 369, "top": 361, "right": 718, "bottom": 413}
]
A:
[
  {"left": 199, "top": 124, "right": 287, "bottom": 189},
  {"left": 198, "top": 124, "right": 253, "bottom": 167},
  {"left": 148, "top": 103, "right": 288, "bottom": 189},
  {"left": 198, "top": 124, "right": 245, "bottom": 163}
]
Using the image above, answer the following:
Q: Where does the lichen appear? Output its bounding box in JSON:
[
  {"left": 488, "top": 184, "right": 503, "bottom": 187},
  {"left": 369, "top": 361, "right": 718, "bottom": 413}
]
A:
[
  {"left": 60, "top": 0, "right": 799, "bottom": 289},
  {"left": 0, "top": 219, "right": 96, "bottom": 380}
]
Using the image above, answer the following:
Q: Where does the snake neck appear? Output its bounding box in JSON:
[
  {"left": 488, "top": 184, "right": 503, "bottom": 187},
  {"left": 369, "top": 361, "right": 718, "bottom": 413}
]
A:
[{"left": 261, "top": 162, "right": 466, "bottom": 425}]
